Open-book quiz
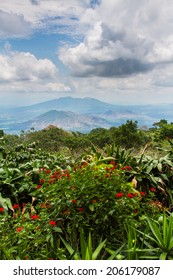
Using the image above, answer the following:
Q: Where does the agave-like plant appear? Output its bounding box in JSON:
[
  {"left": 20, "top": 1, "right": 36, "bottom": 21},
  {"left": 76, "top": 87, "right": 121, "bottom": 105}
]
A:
[
  {"left": 60, "top": 229, "right": 107, "bottom": 260},
  {"left": 137, "top": 213, "right": 173, "bottom": 260}
]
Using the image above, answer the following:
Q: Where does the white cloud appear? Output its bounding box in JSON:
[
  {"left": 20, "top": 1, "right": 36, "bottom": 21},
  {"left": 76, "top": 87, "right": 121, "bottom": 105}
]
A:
[
  {"left": 1, "top": 0, "right": 173, "bottom": 105},
  {"left": 0, "top": 0, "right": 90, "bottom": 38},
  {"left": 0, "top": 50, "right": 71, "bottom": 93},
  {"left": 0, "top": 10, "right": 31, "bottom": 38},
  {"left": 0, "top": 51, "right": 57, "bottom": 81},
  {"left": 59, "top": 0, "right": 173, "bottom": 78}
]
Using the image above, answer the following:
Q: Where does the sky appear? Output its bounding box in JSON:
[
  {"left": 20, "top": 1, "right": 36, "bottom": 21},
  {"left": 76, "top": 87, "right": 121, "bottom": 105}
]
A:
[{"left": 1, "top": 0, "right": 173, "bottom": 106}]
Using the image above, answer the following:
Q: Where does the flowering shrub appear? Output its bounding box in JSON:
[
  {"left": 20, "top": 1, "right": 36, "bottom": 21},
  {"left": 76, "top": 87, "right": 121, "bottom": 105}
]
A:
[{"left": 0, "top": 141, "right": 169, "bottom": 259}]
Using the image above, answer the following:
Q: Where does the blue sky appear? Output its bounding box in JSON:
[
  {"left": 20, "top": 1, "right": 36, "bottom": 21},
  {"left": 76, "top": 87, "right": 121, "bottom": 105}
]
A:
[{"left": 1, "top": 0, "right": 173, "bottom": 106}]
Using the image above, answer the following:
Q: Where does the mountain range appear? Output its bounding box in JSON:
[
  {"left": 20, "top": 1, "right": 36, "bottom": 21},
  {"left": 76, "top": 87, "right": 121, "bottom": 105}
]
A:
[{"left": 0, "top": 96, "right": 173, "bottom": 134}]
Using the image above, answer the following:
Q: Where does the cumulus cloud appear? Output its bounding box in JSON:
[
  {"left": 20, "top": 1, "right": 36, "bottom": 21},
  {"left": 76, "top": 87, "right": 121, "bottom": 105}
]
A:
[
  {"left": 0, "top": 10, "right": 31, "bottom": 38},
  {"left": 59, "top": 21, "right": 152, "bottom": 77},
  {"left": 59, "top": 0, "right": 173, "bottom": 78},
  {"left": 0, "top": 50, "right": 70, "bottom": 92},
  {"left": 0, "top": 51, "right": 57, "bottom": 81}
]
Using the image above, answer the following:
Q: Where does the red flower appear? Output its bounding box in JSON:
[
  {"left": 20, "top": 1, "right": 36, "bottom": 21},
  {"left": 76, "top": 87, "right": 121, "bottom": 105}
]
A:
[
  {"left": 16, "top": 227, "right": 23, "bottom": 232},
  {"left": 12, "top": 204, "right": 20, "bottom": 209},
  {"left": 72, "top": 199, "right": 77, "bottom": 204},
  {"left": 110, "top": 161, "right": 116, "bottom": 165},
  {"left": 46, "top": 170, "right": 51, "bottom": 174},
  {"left": 0, "top": 207, "right": 4, "bottom": 212},
  {"left": 150, "top": 187, "right": 156, "bottom": 192},
  {"left": 125, "top": 166, "right": 131, "bottom": 171},
  {"left": 31, "top": 214, "right": 40, "bottom": 220},
  {"left": 121, "top": 166, "right": 131, "bottom": 171},
  {"left": 79, "top": 207, "right": 84, "bottom": 212},
  {"left": 127, "top": 193, "right": 133, "bottom": 198},
  {"left": 36, "top": 185, "right": 41, "bottom": 189},
  {"left": 140, "top": 192, "right": 145, "bottom": 196},
  {"left": 40, "top": 179, "right": 45, "bottom": 184},
  {"left": 116, "top": 192, "right": 123, "bottom": 198},
  {"left": 49, "top": 220, "right": 56, "bottom": 226}
]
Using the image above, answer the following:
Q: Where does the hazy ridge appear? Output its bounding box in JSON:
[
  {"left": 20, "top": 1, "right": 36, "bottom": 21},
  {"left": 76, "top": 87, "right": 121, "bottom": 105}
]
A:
[{"left": 0, "top": 97, "right": 173, "bottom": 134}]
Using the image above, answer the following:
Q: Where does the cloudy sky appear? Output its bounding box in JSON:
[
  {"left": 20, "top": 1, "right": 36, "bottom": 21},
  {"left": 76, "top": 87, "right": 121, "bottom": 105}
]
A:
[{"left": 0, "top": 0, "right": 173, "bottom": 106}]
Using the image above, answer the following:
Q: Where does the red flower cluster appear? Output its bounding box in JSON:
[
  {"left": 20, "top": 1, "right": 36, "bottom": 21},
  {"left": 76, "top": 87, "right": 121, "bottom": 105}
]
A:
[
  {"left": 40, "top": 179, "right": 45, "bottom": 184},
  {"left": 140, "top": 192, "right": 145, "bottom": 196},
  {"left": 150, "top": 187, "right": 156, "bottom": 192},
  {"left": 121, "top": 166, "right": 131, "bottom": 171},
  {"left": 79, "top": 207, "right": 84, "bottom": 212},
  {"left": 49, "top": 170, "right": 71, "bottom": 183},
  {"left": 105, "top": 162, "right": 117, "bottom": 174},
  {"left": 36, "top": 185, "right": 41, "bottom": 189},
  {"left": 31, "top": 214, "right": 40, "bottom": 220},
  {"left": 12, "top": 204, "right": 20, "bottom": 209},
  {"left": 49, "top": 220, "right": 56, "bottom": 226},
  {"left": 127, "top": 193, "right": 133, "bottom": 198},
  {"left": 16, "top": 227, "right": 23, "bottom": 232},
  {"left": 72, "top": 199, "right": 77, "bottom": 204},
  {"left": 116, "top": 192, "right": 123, "bottom": 198},
  {"left": 0, "top": 207, "right": 4, "bottom": 212},
  {"left": 50, "top": 170, "right": 61, "bottom": 179}
]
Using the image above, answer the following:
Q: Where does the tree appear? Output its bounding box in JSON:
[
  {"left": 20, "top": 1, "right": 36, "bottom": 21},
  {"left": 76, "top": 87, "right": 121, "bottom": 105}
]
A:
[
  {"left": 88, "top": 128, "right": 111, "bottom": 148},
  {"left": 154, "top": 121, "right": 173, "bottom": 142},
  {"left": 112, "top": 120, "right": 147, "bottom": 149}
]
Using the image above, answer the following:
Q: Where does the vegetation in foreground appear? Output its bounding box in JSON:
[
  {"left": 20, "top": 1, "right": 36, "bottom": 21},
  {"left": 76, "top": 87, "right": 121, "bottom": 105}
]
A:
[{"left": 1, "top": 119, "right": 173, "bottom": 259}]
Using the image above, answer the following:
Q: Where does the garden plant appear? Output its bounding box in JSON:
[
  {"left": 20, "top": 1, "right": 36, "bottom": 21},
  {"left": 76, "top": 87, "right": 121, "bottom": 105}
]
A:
[{"left": 1, "top": 124, "right": 173, "bottom": 260}]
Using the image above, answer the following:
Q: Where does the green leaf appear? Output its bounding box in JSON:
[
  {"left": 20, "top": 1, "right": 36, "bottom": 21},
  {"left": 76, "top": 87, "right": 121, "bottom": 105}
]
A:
[
  {"left": 157, "top": 163, "right": 162, "bottom": 172},
  {"left": 79, "top": 229, "right": 87, "bottom": 260},
  {"left": 92, "top": 239, "right": 106, "bottom": 260},
  {"left": 159, "top": 252, "right": 167, "bottom": 260},
  {"left": 53, "top": 227, "right": 62, "bottom": 233},
  {"left": 60, "top": 236, "right": 80, "bottom": 260},
  {"left": 107, "top": 243, "right": 125, "bottom": 260},
  {"left": 89, "top": 204, "right": 94, "bottom": 212},
  {"left": 88, "top": 232, "right": 93, "bottom": 259},
  {"left": 146, "top": 217, "right": 164, "bottom": 248}
]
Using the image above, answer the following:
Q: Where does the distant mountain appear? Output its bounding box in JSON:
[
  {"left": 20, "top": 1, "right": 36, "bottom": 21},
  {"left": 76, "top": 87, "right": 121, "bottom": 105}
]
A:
[
  {"left": 19, "top": 96, "right": 126, "bottom": 113},
  {"left": 0, "top": 96, "right": 127, "bottom": 123},
  {"left": 1, "top": 96, "right": 173, "bottom": 134},
  {"left": 6, "top": 110, "right": 114, "bottom": 133}
]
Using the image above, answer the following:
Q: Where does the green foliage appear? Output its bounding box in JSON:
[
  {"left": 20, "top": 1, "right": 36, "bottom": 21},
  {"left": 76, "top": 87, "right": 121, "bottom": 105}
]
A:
[
  {"left": 136, "top": 213, "right": 173, "bottom": 260},
  {"left": 110, "top": 120, "right": 148, "bottom": 149},
  {"left": 1, "top": 120, "right": 173, "bottom": 259},
  {"left": 60, "top": 229, "right": 107, "bottom": 260}
]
